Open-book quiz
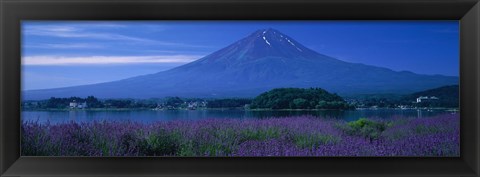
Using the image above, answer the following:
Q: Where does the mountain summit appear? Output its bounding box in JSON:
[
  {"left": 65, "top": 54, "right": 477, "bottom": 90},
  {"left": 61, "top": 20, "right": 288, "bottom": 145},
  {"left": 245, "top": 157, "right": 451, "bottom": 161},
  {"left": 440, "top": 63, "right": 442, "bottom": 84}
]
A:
[
  {"left": 24, "top": 29, "right": 458, "bottom": 99},
  {"left": 197, "top": 28, "right": 319, "bottom": 62},
  {"left": 185, "top": 28, "right": 337, "bottom": 66}
]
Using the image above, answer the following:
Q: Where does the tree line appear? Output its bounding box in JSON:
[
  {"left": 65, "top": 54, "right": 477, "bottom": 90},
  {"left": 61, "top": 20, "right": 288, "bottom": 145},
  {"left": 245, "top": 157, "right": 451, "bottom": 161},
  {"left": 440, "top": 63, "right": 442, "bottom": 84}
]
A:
[
  {"left": 22, "top": 96, "right": 158, "bottom": 109},
  {"left": 22, "top": 88, "right": 358, "bottom": 110},
  {"left": 250, "top": 88, "right": 353, "bottom": 110},
  {"left": 24, "top": 85, "right": 457, "bottom": 110},
  {"left": 349, "top": 85, "right": 459, "bottom": 108}
]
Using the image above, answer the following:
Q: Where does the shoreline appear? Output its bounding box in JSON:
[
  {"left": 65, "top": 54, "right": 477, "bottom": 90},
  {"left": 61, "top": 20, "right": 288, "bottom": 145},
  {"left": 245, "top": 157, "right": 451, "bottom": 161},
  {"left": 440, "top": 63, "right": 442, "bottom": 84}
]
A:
[{"left": 22, "top": 107, "right": 459, "bottom": 112}]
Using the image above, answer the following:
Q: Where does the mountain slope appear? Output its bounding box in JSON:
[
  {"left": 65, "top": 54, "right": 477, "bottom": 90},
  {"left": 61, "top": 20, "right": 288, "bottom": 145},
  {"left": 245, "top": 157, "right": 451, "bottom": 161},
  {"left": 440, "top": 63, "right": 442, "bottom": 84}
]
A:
[{"left": 24, "top": 28, "right": 458, "bottom": 100}]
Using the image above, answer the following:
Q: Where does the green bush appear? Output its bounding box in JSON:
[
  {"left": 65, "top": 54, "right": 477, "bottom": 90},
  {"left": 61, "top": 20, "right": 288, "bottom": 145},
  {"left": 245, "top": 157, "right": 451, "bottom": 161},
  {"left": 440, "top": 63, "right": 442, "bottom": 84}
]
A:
[
  {"left": 291, "top": 98, "right": 308, "bottom": 109},
  {"left": 240, "top": 128, "right": 281, "bottom": 141},
  {"left": 138, "top": 130, "right": 179, "bottom": 156},
  {"left": 199, "top": 143, "right": 230, "bottom": 156},
  {"left": 346, "top": 118, "right": 388, "bottom": 142},
  {"left": 294, "top": 134, "right": 340, "bottom": 148},
  {"left": 177, "top": 140, "right": 196, "bottom": 156},
  {"left": 250, "top": 88, "right": 352, "bottom": 110},
  {"left": 414, "top": 124, "right": 441, "bottom": 134}
]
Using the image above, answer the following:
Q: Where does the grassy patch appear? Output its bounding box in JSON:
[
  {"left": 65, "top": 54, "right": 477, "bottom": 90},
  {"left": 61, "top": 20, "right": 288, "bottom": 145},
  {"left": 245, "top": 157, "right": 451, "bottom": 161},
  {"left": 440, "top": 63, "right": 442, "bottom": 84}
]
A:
[
  {"left": 294, "top": 134, "right": 340, "bottom": 148},
  {"left": 240, "top": 127, "right": 282, "bottom": 141},
  {"left": 138, "top": 130, "right": 180, "bottom": 156},
  {"left": 345, "top": 118, "right": 389, "bottom": 141}
]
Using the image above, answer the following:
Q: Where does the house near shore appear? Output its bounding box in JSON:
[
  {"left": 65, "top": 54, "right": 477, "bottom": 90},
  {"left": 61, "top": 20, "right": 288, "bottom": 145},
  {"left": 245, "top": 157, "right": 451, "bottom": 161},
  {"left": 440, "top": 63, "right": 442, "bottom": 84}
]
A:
[
  {"left": 69, "top": 100, "right": 87, "bottom": 109},
  {"left": 187, "top": 101, "right": 208, "bottom": 110},
  {"left": 188, "top": 102, "right": 198, "bottom": 110},
  {"left": 416, "top": 96, "right": 439, "bottom": 103}
]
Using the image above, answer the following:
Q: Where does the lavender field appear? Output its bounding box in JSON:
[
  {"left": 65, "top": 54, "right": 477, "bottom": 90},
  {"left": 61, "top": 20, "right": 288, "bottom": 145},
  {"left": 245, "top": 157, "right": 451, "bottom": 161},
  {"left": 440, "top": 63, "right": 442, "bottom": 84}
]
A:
[{"left": 21, "top": 114, "right": 459, "bottom": 157}]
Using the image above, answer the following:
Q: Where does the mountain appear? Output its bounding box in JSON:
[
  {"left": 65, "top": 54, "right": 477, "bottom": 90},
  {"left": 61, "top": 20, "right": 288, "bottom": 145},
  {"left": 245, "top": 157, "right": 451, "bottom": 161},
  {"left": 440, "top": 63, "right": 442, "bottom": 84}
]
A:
[{"left": 24, "top": 28, "right": 459, "bottom": 100}]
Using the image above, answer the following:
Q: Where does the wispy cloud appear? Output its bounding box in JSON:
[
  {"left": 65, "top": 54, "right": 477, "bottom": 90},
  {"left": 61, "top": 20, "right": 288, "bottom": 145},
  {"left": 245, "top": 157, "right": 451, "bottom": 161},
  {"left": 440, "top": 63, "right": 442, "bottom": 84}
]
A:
[
  {"left": 23, "top": 55, "right": 204, "bottom": 66},
  {"left": 24, "top": 25, "right": 157, "bottom": 43},
  {"left": 23, "top": 24, "right": 210, "bottom": 48},
  {"left": 25, "top": 43, "right": 104, "bottom": 49},
  {"left": 82, "top": 23, "right": 128, "bottom": 29}
]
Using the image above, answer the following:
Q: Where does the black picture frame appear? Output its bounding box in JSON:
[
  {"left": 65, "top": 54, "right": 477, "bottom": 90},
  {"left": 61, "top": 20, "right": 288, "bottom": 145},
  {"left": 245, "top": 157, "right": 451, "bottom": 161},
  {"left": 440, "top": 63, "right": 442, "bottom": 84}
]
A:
[{"left": 1, "top": 0, "right": 479, "bottom": 176}]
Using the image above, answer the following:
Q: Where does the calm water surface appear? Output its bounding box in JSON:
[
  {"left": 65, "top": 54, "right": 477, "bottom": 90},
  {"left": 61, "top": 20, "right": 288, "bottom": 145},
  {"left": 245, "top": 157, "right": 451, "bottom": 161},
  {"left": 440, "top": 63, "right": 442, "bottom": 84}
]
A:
[{"left": 22, "top": 108, "right": 458, "bottom": 124}]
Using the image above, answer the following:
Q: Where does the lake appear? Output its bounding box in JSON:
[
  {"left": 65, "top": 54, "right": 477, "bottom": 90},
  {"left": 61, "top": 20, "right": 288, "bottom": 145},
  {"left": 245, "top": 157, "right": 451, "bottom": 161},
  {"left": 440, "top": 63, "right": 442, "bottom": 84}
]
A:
[{"left": 21, "top": 108, "right": 458, "bottom": 124}]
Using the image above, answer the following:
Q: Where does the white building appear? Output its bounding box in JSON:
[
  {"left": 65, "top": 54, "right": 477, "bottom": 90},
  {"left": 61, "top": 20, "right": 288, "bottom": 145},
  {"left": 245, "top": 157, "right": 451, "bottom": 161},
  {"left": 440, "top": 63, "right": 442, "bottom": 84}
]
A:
[
  {"left": 77, "top": 102, "right": 88, "bottom": 109},
  {"left": 69, "top": 100, "right": 88, "bottom": 109},
  {"left": 416, "top": 96, "right": 439, "bottom": 103},
  {"left": 188, "top": 102, "right": 197, "bottom": 110},
  {"left": 69, "top": 100, "right": 78, "bottom": 108}
]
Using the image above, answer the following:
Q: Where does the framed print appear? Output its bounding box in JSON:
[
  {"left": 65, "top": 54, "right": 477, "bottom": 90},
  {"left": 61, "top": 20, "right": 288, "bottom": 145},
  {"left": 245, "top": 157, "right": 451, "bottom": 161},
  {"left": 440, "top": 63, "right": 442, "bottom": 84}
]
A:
[
  {"left": 1, "top": 0, "right": 479, "bottom": 176},
  {"left": 20, "top": 20, "right": 460, "bottom": 157}
]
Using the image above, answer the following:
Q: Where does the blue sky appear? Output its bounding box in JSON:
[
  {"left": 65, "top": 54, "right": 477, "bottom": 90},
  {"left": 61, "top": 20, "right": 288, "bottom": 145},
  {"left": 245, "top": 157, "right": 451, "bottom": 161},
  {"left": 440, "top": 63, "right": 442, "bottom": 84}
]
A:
[{"left": 22, "top": 21, "right": 459, "bottom": 90}]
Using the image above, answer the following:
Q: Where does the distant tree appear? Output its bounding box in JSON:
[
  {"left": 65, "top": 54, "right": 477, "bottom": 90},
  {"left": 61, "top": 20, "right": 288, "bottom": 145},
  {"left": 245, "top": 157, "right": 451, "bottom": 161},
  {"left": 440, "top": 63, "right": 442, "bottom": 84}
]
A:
[
  {"left": 403, "top": 85, "right": 459, "bottom": 108},
  {"left": 24, "top": 96, "right": 164, "bottom": 109},
  {"left": 85, "top": 96, "right": 104, "bottom": 108},
  {"left": 104, "top": 99, "right": 133, "bottom": 108},
  {"left": 250, "top": 88, "right": 353, "bottom": 110},
  {"left": 292, "top": 98, "right": 308, "bottom": 109},
  {"left": 165, "top": 97, "right": 184, "bottom": 108},
  {"left": 207, "top": 98, "right": 252, "bottom": 108}
]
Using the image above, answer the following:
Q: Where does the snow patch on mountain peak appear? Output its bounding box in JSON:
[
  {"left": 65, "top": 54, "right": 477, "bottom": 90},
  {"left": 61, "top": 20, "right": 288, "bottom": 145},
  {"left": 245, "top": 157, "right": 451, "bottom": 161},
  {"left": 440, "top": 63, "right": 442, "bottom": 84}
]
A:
[
  {"left": 286, "top": 38, "right": 302, "bottom": 52},
  {"left": 262, "top": 30, "right": 271, "bottom": 46},
  {"left": 263, "top": 36, "right": 271, "bottom": 46}
]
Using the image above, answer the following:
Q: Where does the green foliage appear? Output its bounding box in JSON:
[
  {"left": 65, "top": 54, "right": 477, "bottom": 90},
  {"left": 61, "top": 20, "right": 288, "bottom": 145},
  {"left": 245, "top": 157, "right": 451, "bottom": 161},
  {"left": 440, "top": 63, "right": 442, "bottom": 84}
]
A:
[
  {"left": 164, "top": 97, "right": 184, "bottom": 107},
  {"left": 119, "top": 131, "right": 142, "bottom": 153},
  {"left": 138, "top": 130, "right": 179, "bottom": 156},
  {"left": 346, "top": 118, "right": 388, "bottom": 141},
  {"left": 240, "top": 128, "right": 282, "bottom": 141},
  {"left": 177, "top": 140, "right": 196, "bottom": 156},
  {"left": 199, "top": 143, "right": 230, "bottom": 156},
  {"left": 291, "top": 98, "right": 308, "bottom": 109},
  {"left": 315, "top": 100, "right": 352, "bottom": 109},
  {"left": 104, "top": 99, "right": 133, "bottom": 108},
  {"left": 352, "top": 96, "right": 401, "bottom": 108},
  {"left": 406, "top": 85, "right": 459, "bottom": 108},
  {"left": 250, "top": 88, "right": 352, "bottom": 110},
  {"left": 294, "top": 134, "right": 340, "bottom": 148},
  {"left": 176, "top": 128, "right": 238, "bottom": 156},
  {"left": 44, "top": 97, "right": 83, "bottom": 109},
  {"left": 21, "top": 126, "right": 60, "bottom": 156},
  {"left": 207, "top": 98, "right": 252, "bottom": 108},
  {"left": 414, "top": 124, "right": 442, "bottom": 134},
  {"left": 346, "top": 85, "right": 459, "bottom": 108},
  {"left": 22, "top": 96, "right": 159, "bottom": 109},
  {"left": 85, "top": 96, "right": 104, "bottom": 108}
]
